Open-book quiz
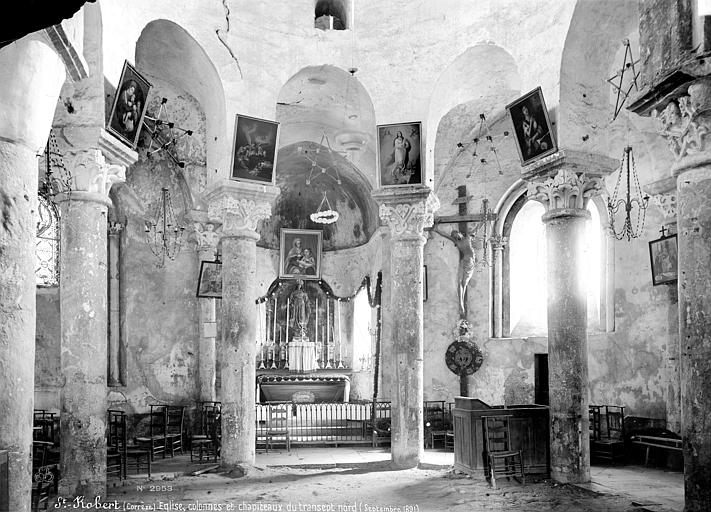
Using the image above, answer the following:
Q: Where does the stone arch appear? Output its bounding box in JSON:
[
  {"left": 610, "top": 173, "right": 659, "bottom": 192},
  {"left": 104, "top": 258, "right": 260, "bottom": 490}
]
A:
[
  {"left": 314, "top": 0, "right": 349, "bottom": 30},
  {"left": 276, "top": 64, "right": 377, "bottom": 188},
  {"left": 428, "top": 43, "right": 521, "bottom": 188},
  {"left": 136, "top": 19, "right": 226, "bottom": 197},
  {"left": 558, "top": 0, "right": 640, "bottom": 155}
]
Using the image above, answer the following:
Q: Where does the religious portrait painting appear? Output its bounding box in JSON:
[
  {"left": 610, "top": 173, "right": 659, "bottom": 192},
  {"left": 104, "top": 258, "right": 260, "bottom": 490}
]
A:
[
  {"left": 506, "top": 87, "right": 558, "bottom": 166},
  {"left": 107, "top": 60, "right": 152, "bottom": 149},
  {"left": 649, "top": 233, "right": 678, "bottom": 286},
  {"left": 230, "top": 114, "right": 280, "bottom": 184},
  {"left": 279, "top": 228, "right": 322, "bottom": 280},
  {"left": 196, "top": 260, "right": 222, "bottom": 298},
  {"left": 376, "top": 121, "right": 423, "bottom": 187}
]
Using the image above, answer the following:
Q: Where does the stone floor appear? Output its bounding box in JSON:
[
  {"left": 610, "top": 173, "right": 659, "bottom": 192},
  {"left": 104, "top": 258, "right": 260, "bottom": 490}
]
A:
[{"left": 102, "top": 447, "right": 684, "bottom": 512}]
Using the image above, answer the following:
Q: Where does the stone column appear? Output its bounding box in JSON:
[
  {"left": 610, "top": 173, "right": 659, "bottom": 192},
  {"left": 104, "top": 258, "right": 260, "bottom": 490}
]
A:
[
  {"left": 107, "top": 220, "right": 123, "bottom": 386},
  {"left": 191, "top": 218, "right": 221, "bottom": 402},
  {"left": 373, "top": 187, "right": 439, "bottom": 469},
  {"left": 490, "top": 236, "right": 507, "bottom": 338},
  {"left": 651, "top": 80, "right": 711, "bottom": 511},
  {"left": 527, "top": 168, "right": 602, "bottom": 484},
  {"left": 58, "top": 149, "right": 126, "bottom": 499},
  {"left": 206, "top": 181, "right": 278, "bottom": 467},
  {"left": 0, "top": 33, "right": 80, "bottom": 512}
]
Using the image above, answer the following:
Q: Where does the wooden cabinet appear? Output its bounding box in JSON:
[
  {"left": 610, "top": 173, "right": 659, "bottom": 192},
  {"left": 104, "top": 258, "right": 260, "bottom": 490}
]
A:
[{"left": 453, "top": 398, "right": 550, "bottom": 476}]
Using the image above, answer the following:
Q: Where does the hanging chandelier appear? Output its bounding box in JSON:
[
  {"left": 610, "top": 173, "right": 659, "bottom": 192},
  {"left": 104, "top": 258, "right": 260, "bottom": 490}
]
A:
[
  {"left": 39, "top": 129, "right": 72, "bottom": 199},
  {"left": 456, "top": 113, "right": 508, "bottom": 176},
  {"left": 145, "top": 187, "right": 185, "bottom": 266},
  {"left": 142, "top": 97, "right": 193, "bottom": 168},
  {"left": 607, "top": 146, "right": 649, "bottom": 241},
  {"left": 310, "top": 191, "right": 339, "bottom": 224}
]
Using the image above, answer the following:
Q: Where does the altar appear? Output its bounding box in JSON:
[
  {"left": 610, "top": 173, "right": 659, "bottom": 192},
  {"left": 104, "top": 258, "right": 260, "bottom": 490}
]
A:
[{"left": 257, "top": 373, "right": 350, "bottom": 403}]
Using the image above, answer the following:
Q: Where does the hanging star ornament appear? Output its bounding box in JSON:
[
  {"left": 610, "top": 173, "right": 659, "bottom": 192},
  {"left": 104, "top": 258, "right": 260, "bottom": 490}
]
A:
[{"left": 607, "top": 39, "right": 641, "bottom": 122}]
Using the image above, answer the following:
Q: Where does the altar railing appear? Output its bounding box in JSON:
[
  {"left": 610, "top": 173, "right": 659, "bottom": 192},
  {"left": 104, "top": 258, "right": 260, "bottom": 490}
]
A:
[{"left": 255, "top": 400, "right": 391, "bottom": 446}]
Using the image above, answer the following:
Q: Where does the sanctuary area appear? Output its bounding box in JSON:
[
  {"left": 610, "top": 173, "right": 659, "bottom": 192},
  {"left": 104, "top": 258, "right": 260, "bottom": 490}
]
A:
[{"left": 0, "top": 1, "right": 709, "bottom": 511}]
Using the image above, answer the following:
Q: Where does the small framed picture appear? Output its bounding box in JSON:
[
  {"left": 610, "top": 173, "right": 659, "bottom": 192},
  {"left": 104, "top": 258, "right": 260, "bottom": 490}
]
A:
[
  {"left": 230, "top": 114, "right": 280, "bottom": 184},
  {"left": 649, "top": 233, "right": 678, "bottom": 286},
  {"left": 505, "top": 87, "right": 557, "bottom": 166},
  {"left": 196, "top": 260, "right": 222, "bottom": 298},
  {"left": 279, "top": 229, "right": 322, "bottom": 280},
  {"left": 377, "top": 121, "right": 423, "bottom": 187},
  {"left": 107, "top": 60, "right": 152, "bottom": 149}
]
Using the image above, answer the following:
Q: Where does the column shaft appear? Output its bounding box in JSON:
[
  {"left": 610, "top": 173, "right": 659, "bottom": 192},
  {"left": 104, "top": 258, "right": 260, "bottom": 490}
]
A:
[
  {"left": 390, "top": 237, "right": 425, "bottom": 468},
  {"left": 107, "top": 226, "right": 121, "bottom": 386},
  {"left": 0, "top": 141, "right": 38, "bottom": 512},
  {"left": 59, "top": 194, "right": 109, "bottom": 499},
  {"left": 677, "top": 166, "right": 711, "bottom": 511},
  {"left": 220, "top": 232, "right": 258, "bottom": 466},
  {"left": 545, "top": 210, "right": 590, "bottom": 483}
]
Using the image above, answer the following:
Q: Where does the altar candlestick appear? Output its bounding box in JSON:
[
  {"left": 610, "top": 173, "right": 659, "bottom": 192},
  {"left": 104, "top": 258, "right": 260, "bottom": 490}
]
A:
[
  {"left": 286, "top": 297, "right": 290, "bottom": 344},
  {"left": 273, "top": 296, "right": 277, "bottom": 343},
  {"left": 337, "top": 300, "right": 344, "bottom": 368},
  {"left": 315, "top": 297, "right": 319, "bottom": 344},
  {"left": 327, "top": 298, "right": 330, "bottom": 344},
  {"left": 257, "top": 302, "right": 261, "bottom": 345}
]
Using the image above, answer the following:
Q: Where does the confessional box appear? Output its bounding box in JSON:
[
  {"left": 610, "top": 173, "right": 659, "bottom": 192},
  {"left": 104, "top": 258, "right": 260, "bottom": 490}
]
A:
[{"left": 452, "top": 397, "right": 550, "bottom": 476}]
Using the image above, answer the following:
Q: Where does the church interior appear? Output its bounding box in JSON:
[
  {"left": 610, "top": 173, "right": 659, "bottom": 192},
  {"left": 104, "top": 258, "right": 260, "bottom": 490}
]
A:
[{"left": 1, "top": 0, "right": 710, "bottom": 510}]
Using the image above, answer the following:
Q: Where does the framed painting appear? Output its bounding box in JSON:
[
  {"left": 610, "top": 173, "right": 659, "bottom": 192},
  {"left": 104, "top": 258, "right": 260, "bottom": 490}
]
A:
[
  {"left": 649, "top": 233, "right": 678, "bottom": 286},
  {"left": 107, "top": 60, "right": 152, "bottom": 149},
  {"left": 196, "top": 260, "right": 222, "bottom": 298},
  {"left": 279, "top": 228, "right": 322, "bottom": 280},
  {"left": 377, "top": 121, "right": 423, "bottom": 187},
  {"left": 505, "top": 87, "right": 557, "bottom": 166},
  {"left": 230, "top": 114, "right": 280, "bottom": 184}
]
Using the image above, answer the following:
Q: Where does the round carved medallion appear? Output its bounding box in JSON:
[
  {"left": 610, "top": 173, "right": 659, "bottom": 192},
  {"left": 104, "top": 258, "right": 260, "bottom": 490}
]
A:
[{"left": 445, "top": 340, "right": 483, "bottom": 376}]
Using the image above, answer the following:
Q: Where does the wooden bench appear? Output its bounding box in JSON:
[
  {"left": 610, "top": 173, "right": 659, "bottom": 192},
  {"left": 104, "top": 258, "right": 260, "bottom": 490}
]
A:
[{"left": 630, "top": 434, "right": 682, "bottom": 465}]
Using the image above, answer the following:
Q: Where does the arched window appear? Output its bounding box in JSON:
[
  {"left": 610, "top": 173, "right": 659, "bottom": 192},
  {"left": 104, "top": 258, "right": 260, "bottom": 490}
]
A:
[
  {"left": 314, "top": 0, "right": 348, "bottom": 30},
  {"left": 36, "top": 194, "right": 60, "bottom": 287},
  {"left": 351, "top": 286, "right": 372, "bottom": 371},
  {"left": 494, "top": 187, "right": 606, "bottom": 337}
]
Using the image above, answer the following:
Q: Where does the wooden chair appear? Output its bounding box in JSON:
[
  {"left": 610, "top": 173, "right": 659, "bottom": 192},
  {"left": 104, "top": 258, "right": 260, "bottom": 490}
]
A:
[
  {"left": 190, "top": 403, "right": 221, "bottom": 463},
  {"left": 424, "top": 400, "right": 447, "bottom": 448},
  {"left": 482, "top": 415, "right": 525, "bottom": 489},
  {"left": 264, "top": 403, "right": 291, "bottom": 453},
  {"left": 135, "top": 404, "right": 167, "bottom": 461},
  {"left": 589, "top": 405, "right": 603, "bottom": 441},
  {"left": 444, "top": 429, "right": 455, "bottom": 451},
  {"left": 165, "top": 406, "right": 185, "bottom": 456},
  {"left": 31, "top": 441, "right": 57, "bottom": 511},
  {"left": 591, "top": 405, "right": 625, "bottom": 464},
  {"left": 107, "top": 410, "right": 151, "bottom": 479}
]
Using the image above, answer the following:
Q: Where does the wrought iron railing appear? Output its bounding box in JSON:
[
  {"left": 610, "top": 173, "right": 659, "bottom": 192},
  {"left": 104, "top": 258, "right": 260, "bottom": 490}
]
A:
[{"left": 256, "top": 400, "right": 391, "bottom": 446}]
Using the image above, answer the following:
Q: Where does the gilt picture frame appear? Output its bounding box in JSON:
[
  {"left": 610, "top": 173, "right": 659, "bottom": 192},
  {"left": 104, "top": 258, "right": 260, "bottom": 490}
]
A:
[
  {"left": 279, "top": 228, "right": 322, "bottom": 280},
  {"left": 376, "top": 121, "right": 423, "bottom": 187},
  {"left": 107, "top": 60, "right": 152, "bottom": 149},
  {"left": 649, "top": 233, "right": 678, "bottom": 286},
  {"left": 230, "top": 114, "right": 280, "bottom": 184},
  {"left": 196, "top": 260, "right": 222, "bottom": 298},
  {"left": 505, "top": 87, "right": 557, "bottom": 166}
]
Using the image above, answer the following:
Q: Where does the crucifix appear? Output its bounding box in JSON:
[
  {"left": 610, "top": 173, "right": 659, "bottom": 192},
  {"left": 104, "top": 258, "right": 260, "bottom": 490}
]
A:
[{"left": 432, "top": 185, "right": 497, "bottom": 396}]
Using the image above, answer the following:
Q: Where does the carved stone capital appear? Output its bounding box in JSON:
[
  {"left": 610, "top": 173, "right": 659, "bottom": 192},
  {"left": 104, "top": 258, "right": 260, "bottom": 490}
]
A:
[
  {"left": 651, "top": 79, "right": 711, "bottom": 173},
  {"left": 204, "top": 180, "right": 279, "bottom": 238},
  {"left": 372, "top": 187, "right": 440, "bottom": 241},
  {"left": 527, "top": 170, "right": 603, "bottom": 215},
  {"left": 649, "top": 193, "right": 678, "bottom": 219},
  {"left": 58, "top": 149, "right": 126, "bottom": 206},
  {"left": 489, "top": 235, "right": 508, "bottom": 251},
  {"left": 107, "top": 221, "right": 124, "bottom": 237},
  {"left": 191, "top": 222, "right": 222, "bottom": 252}
]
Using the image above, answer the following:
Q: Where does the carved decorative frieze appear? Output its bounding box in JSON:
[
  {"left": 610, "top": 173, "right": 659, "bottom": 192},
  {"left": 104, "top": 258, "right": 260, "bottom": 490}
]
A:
[
  {"left": 527, "top": 170, "right": 602, "bottom": 212},
  {"left": 378, "top": 192, "right": 440, "bottom": 239},
  {"left": 652, "top": 80, "right": 711, "bottom": 161}
]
